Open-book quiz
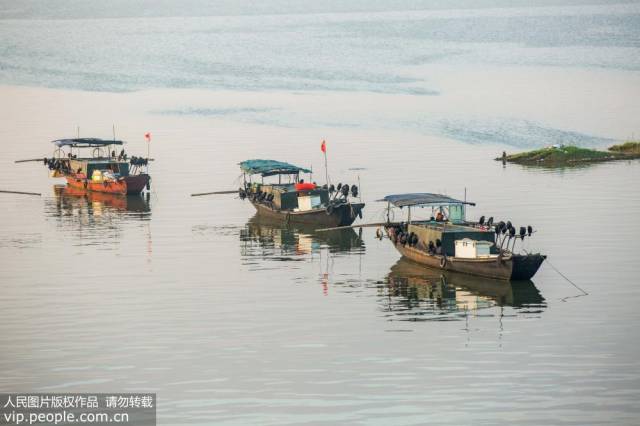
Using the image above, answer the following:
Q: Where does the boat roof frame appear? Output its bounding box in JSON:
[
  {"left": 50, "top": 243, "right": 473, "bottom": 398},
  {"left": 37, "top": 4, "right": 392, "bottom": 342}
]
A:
[
  {"left": 378, "top": 193, "right": 476, "bottom": 208},
  {"left": 52, "top": 138, "right": 125, "bottom": 148}
]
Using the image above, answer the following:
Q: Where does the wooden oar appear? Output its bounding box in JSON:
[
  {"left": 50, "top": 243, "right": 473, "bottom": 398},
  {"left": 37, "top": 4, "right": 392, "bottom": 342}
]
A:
[
  {"left": 316, "top": 222, "right": 389, "bottom": 232},
  {"left": 15, "top": 158, "right": 44, "bottom": 163},
  {"left": 0, "top": 190, "right": 41, "bottom": 196},
  {"left": 191, "top": 190, "right": 238, "bottom": 197}
]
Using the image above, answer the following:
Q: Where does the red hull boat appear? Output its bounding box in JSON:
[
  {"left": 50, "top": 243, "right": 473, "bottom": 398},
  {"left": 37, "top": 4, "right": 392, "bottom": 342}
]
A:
[
  {"left": 22, "top": 137, "right": 153, "bottom": 196},
  {"left": 65, "top": 173, "right": 149, "bottom": 195}
]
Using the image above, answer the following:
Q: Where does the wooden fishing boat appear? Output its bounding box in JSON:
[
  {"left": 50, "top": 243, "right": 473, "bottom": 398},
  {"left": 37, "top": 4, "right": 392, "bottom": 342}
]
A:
[
  {"left": 19, "top": 138, "right": 150, "bottom": 195},
  {"left": 320, "top": 192, "right": 545, "bottom": 281},
  {"left": 237, "top": 159, "right": 365, "bottom": 228},
  {"left": 380, "top": 193, "right": 545, "bottom": 281}
]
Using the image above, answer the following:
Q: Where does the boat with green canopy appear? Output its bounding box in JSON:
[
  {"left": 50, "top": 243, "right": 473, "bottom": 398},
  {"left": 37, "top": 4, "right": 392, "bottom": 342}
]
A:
[{"left": 236, "top": 159, "right": 365, "bottom": 227}]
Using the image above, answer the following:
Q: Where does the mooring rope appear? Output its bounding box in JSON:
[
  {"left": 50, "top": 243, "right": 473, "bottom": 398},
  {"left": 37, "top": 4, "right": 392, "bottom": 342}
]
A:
[
  {"left": 544, "top": 257, "right": 589, "bottom": 298},
  {"left": 522, "top": 248, "right": 588, "bottom": 300}
]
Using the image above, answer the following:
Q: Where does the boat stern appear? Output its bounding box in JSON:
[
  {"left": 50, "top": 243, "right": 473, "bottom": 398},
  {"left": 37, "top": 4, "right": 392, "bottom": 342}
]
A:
[
  {"left": 510, "top": 253, "right": 546, "bottom": 281},
  {"left": 123, "top": 174, "right": 150, "bottom": 195},
  {"left": 336, "top": 202, "right": 365, "bottom": 226}
]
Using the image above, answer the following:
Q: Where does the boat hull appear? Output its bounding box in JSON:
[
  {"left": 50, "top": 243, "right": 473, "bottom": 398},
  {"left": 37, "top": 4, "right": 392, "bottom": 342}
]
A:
[
  {"left": 65, "top": 174, "right": 150, "bottom": 195},
  {"left": 250, "top": 200, "right": 365, "bottom": 228},
  {"left": 390, "top": 240, "right": 545, "bottom": 281}
]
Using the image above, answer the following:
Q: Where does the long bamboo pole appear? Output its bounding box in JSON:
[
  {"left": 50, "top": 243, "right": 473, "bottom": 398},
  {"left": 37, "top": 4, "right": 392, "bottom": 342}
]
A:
[
  {"left": 316, "top": 222, "right": 388, "bottom": 232},
  {"left": 191, "top": 190, "right": 237, "bottom": 197},
  {"left": 14, "top": 158, "right": 44, "bottom": 163},
  {"left": 0, "top": 190, "right": 41, "bottom": 196}
]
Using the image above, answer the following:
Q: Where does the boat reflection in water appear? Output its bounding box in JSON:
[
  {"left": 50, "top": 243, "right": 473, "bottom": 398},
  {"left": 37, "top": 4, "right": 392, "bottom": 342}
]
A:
[
  {"left": 50, "top": 184, "right": 151, "bottom": 217},
  {"left": 381, "top": 257, "right": 545, "bottom": 322},
  {"left": 46, "top": 185, "right": 152, "bottom": 250},
  {"left": 240, "top": 214, "right": 364, "bottom": 262}
]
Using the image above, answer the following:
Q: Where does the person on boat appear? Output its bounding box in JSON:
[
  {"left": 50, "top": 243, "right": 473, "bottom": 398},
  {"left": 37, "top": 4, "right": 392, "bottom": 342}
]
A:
[{"left": 436, "top": 210, "right": 445, "bottom": 222}]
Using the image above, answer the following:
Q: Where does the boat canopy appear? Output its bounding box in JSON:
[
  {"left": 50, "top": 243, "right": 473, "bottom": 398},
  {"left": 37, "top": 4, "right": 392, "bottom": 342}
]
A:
[
  {"left": 239, "top": 159, "right": 311, "bottom": 177},
  {"left": 52, "top": 138, "right": 124, "bottom": 148},
  {"left": 378, "top": 193, "right": 476, "bottom": 207}
]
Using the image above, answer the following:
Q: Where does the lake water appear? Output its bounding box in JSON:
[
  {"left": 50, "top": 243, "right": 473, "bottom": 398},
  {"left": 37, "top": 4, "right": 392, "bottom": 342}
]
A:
[{"left": 1, "top": 1, "right": 640, "bottom": 424}]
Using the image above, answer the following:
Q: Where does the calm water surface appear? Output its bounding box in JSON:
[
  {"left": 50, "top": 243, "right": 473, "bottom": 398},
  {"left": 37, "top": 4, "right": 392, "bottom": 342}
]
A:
[
  {"left": 2, "top": 124, "right": 639, "bottom": 424},
  {"left": 1, "top": 1, "right": 640, "bottom": 424}
]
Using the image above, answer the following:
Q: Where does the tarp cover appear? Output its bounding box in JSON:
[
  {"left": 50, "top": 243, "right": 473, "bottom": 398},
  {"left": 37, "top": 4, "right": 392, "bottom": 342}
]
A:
[
  {"left": 239, "top": 159, "right": 311, "bottom": 176},
  {"left": 52, "top": 138, "right": 124, "bottom": 147},
  {"left": 378, "top": 193, "right": 475, "bottom": 207}
]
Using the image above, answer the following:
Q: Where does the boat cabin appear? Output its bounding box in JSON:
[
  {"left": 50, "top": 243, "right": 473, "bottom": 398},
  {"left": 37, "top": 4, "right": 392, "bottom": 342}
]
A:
[
  {"left": 70, "top": 159, "right": 130, "bottom": 178},
  {"left": 380, "top": 193, "right": 497, "bottom": 257},
  {"left": 49, "top": 138, "right": 134, "bottom": 178},
  {"left": 240, "top": 159, "right": 330, "bottom": 212},
  {"left": 255, "top": 184, "right": 330, "bottom": 211}
]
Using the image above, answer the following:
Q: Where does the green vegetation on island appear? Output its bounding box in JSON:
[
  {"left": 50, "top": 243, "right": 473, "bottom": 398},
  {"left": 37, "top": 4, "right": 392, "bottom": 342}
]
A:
[
  {"left": 608, "top": 141, "right": 640, "bottom": 155},
  {"left": 497, "top": 141, "right": 640, "bottom": 167}
]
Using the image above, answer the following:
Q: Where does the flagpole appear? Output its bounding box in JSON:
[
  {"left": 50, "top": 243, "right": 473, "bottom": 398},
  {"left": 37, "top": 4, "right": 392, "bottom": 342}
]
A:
[
  {"left": 145, "top": 132, "right": 151, "bottom": 174},
  {"left": 324, "top": 151, "right": 328, "bottom": 187},
  {"left": 322, "top": 140, "right": 329, "bottom": 187}
]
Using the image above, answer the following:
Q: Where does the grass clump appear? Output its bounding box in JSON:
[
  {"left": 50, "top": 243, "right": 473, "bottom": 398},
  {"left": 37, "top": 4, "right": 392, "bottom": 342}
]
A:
[
  {"left": 497, "top": 143, "right": 640, "bottom": 167},
  {"left": 608, "top": 141, "right": 640, "bottom": 154}
]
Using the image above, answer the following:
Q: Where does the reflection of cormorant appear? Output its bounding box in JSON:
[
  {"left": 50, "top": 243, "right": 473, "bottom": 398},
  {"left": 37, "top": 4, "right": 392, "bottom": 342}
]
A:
[
  {"left": 383, "top": 257, "right": 545, "bottom": 316},
  {"left": 240, "top": 215, "right": 365, "bottom": 258}
]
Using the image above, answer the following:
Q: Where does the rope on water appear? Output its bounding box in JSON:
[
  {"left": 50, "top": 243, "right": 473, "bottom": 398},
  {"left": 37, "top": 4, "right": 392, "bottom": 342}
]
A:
[{"left": 545, "top": 257, "right": 589, "bottom": 299}]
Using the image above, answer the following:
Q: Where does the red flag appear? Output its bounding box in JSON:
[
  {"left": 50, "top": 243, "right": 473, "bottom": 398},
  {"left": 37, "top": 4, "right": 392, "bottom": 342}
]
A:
[
  {"left": 144, "top": 132, "right": 151, "bottom": 142},
  {"left": 321, "top": 140, "right": 326, "bottom": 153}
]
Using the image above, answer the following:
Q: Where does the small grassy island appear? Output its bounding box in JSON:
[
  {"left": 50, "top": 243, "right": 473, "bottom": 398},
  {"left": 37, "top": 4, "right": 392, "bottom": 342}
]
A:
[{"left": 497, "top": 141, "right": 640, "bottom": 167}]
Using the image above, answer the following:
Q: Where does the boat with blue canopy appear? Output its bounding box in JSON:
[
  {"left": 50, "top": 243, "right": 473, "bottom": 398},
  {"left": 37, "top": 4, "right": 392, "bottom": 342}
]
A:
[
  {"left": 319, "top": 192, "right": 545, "bottom": 281},
  {"left": 377, "top": 192, "right": 545, "bottom": 280}
]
